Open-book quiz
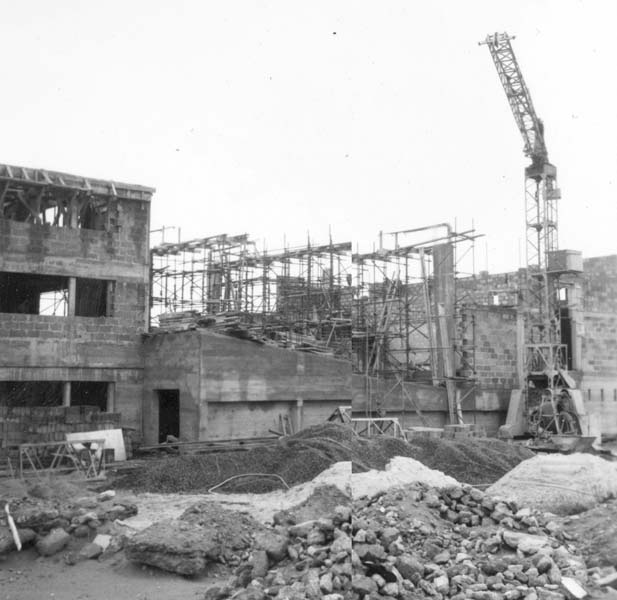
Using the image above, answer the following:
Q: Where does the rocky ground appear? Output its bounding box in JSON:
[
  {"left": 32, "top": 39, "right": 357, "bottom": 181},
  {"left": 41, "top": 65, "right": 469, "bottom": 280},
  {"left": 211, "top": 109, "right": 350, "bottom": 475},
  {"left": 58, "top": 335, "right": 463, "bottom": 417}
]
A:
[
  {"left": 351, "top": 482, "right": 588, "bottom": 600},
  {"left": 2, "top": 436, "right": 617, "bottom": 599}
]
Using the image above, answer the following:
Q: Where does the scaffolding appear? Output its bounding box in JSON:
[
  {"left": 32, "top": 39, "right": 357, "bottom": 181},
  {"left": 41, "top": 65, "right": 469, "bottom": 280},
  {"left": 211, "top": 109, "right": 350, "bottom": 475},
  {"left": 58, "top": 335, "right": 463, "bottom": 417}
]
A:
[
  {"left": 352, "top": 224, "right": 481, "bottom": 419},
  {"left": 150, "top": 233, "right": 353, "bottom": 357}
]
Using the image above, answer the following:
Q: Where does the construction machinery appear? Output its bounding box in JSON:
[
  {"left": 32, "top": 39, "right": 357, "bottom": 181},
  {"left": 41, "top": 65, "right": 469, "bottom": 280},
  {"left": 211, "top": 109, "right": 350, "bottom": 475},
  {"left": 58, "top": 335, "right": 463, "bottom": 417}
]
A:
[{"left": 480, "top": 32, "right": 594, "bottom": 451}]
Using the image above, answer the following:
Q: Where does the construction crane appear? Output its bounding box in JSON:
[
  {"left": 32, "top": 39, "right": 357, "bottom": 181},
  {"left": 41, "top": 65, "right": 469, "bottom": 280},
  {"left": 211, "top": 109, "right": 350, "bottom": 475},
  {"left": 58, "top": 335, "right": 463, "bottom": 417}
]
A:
[{"left": 480, "top": 32, "right": 591, "bottom": 449}]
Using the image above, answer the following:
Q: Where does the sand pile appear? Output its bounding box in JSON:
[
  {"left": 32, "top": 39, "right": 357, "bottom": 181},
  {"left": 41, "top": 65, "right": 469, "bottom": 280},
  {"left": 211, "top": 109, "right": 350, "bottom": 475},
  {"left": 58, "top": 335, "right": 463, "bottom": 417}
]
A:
[
  {"left": 487, "top": 452, "right": 617, "bottom": 514},
  {"left": 351, "top": 456, "right": 458, "bottom": 499}
]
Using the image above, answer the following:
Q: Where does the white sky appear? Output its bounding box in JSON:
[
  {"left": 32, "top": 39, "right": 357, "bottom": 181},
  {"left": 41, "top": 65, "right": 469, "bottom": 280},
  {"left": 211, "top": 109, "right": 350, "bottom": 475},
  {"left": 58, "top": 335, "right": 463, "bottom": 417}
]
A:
[{"left": 1, "top": 1, "right": 616, "bottom": 272}]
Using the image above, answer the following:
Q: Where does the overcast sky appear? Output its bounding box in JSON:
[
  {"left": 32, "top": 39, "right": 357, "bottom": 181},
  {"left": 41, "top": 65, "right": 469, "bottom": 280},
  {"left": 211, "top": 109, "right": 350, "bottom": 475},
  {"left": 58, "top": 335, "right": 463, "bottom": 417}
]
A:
[{"left": 1, "top": 1, "right": 616, "bottom": 272}]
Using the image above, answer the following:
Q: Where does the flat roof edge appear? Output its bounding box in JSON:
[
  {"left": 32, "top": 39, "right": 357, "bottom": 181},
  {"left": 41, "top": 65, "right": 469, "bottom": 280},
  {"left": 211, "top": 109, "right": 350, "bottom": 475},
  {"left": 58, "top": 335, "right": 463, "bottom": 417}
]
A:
[{"left": 0, "top": 163, "right": 155, "bottom": 201}]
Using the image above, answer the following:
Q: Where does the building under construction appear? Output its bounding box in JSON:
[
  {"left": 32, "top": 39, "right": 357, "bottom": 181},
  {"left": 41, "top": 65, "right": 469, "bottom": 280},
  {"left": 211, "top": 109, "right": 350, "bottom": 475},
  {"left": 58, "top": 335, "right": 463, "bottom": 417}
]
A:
[
  {"left": 150, "top": 234, "right": 353, "bottom": 358},
  {"left": 1, "top": 157, "right": 615, "bottom": 450}
]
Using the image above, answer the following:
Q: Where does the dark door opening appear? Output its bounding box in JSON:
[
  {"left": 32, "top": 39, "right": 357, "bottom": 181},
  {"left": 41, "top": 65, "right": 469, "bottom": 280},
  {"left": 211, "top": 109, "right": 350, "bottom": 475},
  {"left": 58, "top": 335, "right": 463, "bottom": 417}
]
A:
[{"left": 157, "top": 389, "right": 180, "bottom": 443}]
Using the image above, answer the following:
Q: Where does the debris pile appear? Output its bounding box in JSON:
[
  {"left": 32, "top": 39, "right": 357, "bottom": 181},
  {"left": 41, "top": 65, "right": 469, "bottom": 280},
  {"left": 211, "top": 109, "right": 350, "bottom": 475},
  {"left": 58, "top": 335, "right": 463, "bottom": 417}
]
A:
[
  {"left": 561, "top": 498, "right": 617, "bottom": 568},
  {"left": 202, "top": 503, "right": 352, "bottom": 600},
  {"left": 351, "top": 482, "right": 588, "bottom": 599},
  {"left": 0, "top": 484, "right": 135, "bottom": 558},
  {"left": 487, "top": 452, "right": 617, "bottom": 514},
  {"left": 125, "top": 502, "right": 264, "bottom": 576}
]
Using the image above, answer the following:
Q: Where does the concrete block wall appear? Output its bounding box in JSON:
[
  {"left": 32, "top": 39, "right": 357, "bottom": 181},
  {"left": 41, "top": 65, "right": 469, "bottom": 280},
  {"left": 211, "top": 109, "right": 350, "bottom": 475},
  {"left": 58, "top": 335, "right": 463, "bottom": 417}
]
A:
[
  {"left": 471, "top": 306, "right": 518, "bottom": 388},
  {"left": 581, "top": 255, "right": 617, "bottom": 386},
  {"left": 0, "top": 194, "right": 151, "bottom": 432},
  {"left": 457, "top": 271, "right": 523, "bottom": 307}
]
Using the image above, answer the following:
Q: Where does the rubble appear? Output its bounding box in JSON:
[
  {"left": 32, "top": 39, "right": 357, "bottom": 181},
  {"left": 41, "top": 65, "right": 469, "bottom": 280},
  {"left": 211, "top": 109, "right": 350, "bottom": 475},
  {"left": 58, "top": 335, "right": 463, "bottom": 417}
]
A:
[
  {"left": 0, "top": 440, "right": 614, "bottom": 600},
  {"left": 562, "top": 499, "right": 617, "bottom": 568},
  {"left": 351, "top": 482, "right": 588, "bottom": 599},
  {"left": 202, "top": 503, "right": 352, "bottom": 600},
  {"left": 36, "top": 527, "right": 71, "bottom": 556},
  {"left": 125, "top": 501, "right": 267, "bottom": 575},
  {"left": 0, "top": 487, "right": 136, "bottom": 558}
]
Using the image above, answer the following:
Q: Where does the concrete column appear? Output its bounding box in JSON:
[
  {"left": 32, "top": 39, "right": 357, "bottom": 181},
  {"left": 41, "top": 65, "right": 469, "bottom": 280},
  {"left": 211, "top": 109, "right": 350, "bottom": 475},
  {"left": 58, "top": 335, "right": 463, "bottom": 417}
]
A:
[
  {"left": 296, "top": 398, "right": 304, "bottom": 432},
  {"left": 433, "top": 243, "right": 457, "bottom": 422},
  {"left": 516, "top": 312, "right": 526, "bottom": 388},
  {"left": 106, "top": 382, "right": 116, "bottom": 412},
  {"left": 569, "top": 282, "right": 584, "bottom": 371},
  {"left": 432, "top": 243, "right": 455, "bottom": 378},
  {"left": 296, "top": 354, "right": 305, "bottom": 432},
  {"left": 67, "top": 277, "right": 76, "bottom": 317},
  {"left": 62, "top": 382, "right": 71, "bottom": 407},
  {"left": 69, "top": 194, "right": 79, "bottom": 228}
]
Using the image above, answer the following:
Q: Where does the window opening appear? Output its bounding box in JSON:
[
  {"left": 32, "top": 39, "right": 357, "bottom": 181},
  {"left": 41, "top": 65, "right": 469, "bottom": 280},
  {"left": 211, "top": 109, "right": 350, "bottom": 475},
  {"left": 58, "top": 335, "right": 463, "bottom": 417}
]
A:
[{"left": 0, "top": 272, "right": 68, "bottom": 315}]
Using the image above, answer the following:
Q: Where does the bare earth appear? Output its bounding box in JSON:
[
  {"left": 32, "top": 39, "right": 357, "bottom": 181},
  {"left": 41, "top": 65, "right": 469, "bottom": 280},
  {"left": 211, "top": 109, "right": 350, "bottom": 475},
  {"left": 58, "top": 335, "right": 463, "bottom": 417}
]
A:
[{"left": 0, "top": 547, "right": 211, "bottom": 600}]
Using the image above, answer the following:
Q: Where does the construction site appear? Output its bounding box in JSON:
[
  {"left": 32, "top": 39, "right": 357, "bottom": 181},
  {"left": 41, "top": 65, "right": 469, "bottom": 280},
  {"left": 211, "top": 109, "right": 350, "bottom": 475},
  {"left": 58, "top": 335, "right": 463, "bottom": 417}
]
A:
[{"left": 2, "top": 22, "right": 617, "bottom": 600}]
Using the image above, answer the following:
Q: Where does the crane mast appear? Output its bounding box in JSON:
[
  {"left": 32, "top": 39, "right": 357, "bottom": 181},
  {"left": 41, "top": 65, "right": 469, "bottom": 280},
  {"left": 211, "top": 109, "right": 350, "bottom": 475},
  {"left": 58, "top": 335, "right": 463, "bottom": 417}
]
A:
[
  {"left": 480, "top": 32, "right": 561, "bottom": 346},
  {"left": 480, "top": 32, "right": 582, "bottom": 440}
]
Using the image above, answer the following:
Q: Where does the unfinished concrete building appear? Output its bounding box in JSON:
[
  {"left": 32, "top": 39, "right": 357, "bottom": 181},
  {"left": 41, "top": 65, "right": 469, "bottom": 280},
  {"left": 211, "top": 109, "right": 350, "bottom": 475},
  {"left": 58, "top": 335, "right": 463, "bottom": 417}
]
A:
[
  {"left": 351, "top": 225, "right": 617, "bottom": 438},
  {"left": 144, "top": 235, "right": 353, "bottom": 443},
  {"left": 0, "top": 164, "right": 153, "bottom": 444},
  {"left": 1, "top": 162, "right": 615, "bottom": 449}
]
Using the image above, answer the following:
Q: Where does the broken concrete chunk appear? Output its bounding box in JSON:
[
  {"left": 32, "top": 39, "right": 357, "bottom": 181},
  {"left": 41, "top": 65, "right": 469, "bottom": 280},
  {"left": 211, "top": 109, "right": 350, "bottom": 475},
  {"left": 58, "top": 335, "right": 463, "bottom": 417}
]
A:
[
  {"left": 561, "top": 576, "right": 587, "bottom": 599},
  {"left": 251, "top": 549, "right": 269, "bottom": 578},
  {"left": 74, "top": 497, "right": 99, "bottom": 509},
  {"left": 36, "top": 527, "right": 71, "bottom": 556},
  {"left": 0, "top": 526, "right": 36, "bottom": 554},
  {"left": 253, "top": 531, "right": 288, "bottom": 563},
  {"left": 395, "top": 553, "right": 424, "bottom": 579},
  {"left": 73, "top": 525, "right": 90, "bottom": 538},
  {"left": 97, "top": 490, "right": 116, "bottom": 502},
  {"left": 78, "top": 542, "right": 103, "bottom": 560},
  {"left": 502, "top": 530, "right": 550, "bottom": 554},
  {"left": 351, "top": 574, "right": 377, "bottom": 596},
  {"left": 92, "top": 534, "right": 111, "bottom": 552}
]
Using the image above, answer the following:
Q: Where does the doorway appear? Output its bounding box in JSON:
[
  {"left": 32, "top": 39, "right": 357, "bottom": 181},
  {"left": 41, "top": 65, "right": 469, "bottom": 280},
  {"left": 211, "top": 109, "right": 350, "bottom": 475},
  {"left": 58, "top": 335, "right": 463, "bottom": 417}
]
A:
[{"left": 157, "top": 389, "right": 180, "bottom": 443}]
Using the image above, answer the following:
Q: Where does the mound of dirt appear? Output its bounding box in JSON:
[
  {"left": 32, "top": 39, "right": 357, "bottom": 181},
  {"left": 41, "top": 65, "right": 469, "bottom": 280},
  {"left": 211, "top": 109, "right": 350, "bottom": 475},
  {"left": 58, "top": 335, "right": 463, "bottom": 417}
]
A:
[
  {"left": 118, "top": 424, "right": 535, "bottom": 494},
  {"left": 120, "top": 424, "right": 360, "bottom": 494},
  {"left": 270, "top": 483, "right": 350, "bottom": 524},
  {"left": 488, "top": 452, "right": 617, "bottom": 515},
  {"left": 561, "top": 499, "right": 617, "bottom": 567},
  {"left": 354, "top": 434, "right": 535, "bottom": 485}
]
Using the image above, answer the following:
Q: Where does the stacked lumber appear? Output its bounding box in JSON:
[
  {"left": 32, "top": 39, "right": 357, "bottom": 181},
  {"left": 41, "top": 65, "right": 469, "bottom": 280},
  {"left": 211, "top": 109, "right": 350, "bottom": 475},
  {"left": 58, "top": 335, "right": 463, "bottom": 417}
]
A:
[{"left": 157, "top": 311, "right": 201, "bottom": 331}]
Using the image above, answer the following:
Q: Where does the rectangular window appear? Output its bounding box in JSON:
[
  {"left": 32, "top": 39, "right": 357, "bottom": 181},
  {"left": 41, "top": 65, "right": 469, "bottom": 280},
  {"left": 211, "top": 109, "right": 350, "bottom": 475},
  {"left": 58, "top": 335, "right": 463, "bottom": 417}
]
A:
[
  {"left": 0, "top": 271, "right": 113, "bottom": 317},
  {"left": 0, "top": 272, "right": 68, "bottom": 315},
  {"left": 75, "top": 278, "right": 111, "bottom": 317},
  {"left": 71, "top": 381, "right": 109, "bottom": 411},
  {"left": 0, "top": 381, "right": 63, "bottom": 406},
  {"left": 0, "top": 381, "right": 110, "bottom": 410}
]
